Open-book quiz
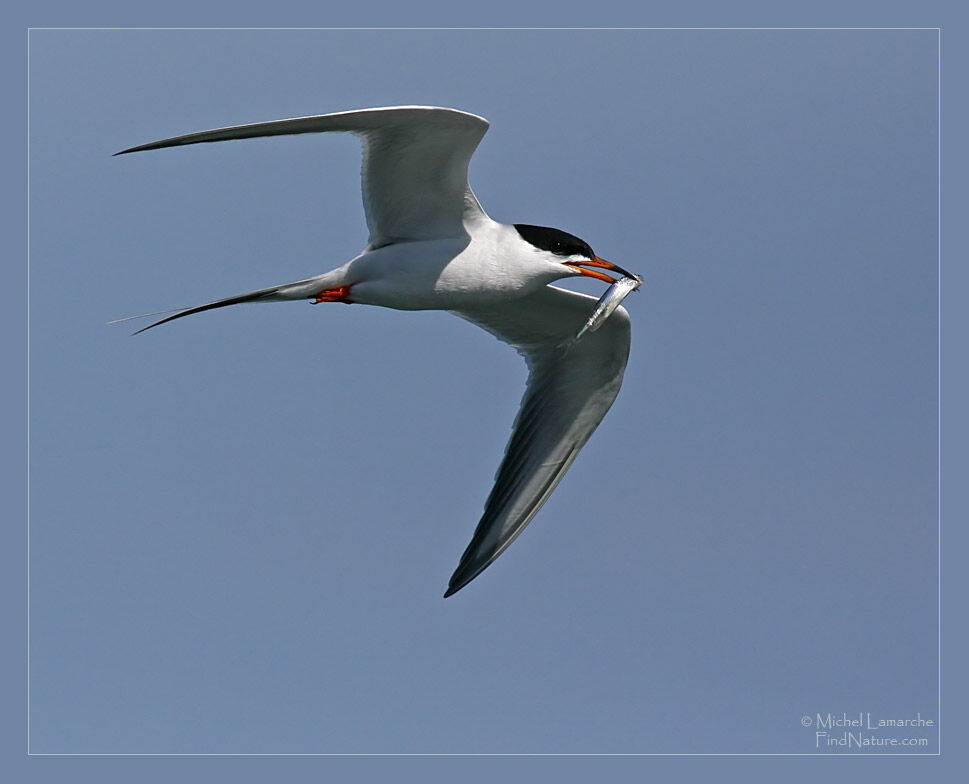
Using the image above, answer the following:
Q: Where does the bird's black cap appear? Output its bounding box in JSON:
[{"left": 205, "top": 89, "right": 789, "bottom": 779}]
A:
[{"left": 514, "top": 224, "right": 595, "bottom": 260}]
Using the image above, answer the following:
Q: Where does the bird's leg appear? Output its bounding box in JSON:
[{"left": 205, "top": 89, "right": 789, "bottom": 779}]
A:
[{"left": 312, "top": 285, "right": 354, "bottom": 304}]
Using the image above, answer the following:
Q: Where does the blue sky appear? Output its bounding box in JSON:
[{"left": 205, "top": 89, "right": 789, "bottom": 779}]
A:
[{"left": 24, "top": 27, "right": 940, "bottom": 761}]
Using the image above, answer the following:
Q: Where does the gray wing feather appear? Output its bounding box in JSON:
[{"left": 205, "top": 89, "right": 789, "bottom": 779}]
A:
[
  {"left": 446, "top": 285, "right": 631, "bottom": 596},
  {"left": 116, "top": 105, "right": 490, "bottom": 248}
]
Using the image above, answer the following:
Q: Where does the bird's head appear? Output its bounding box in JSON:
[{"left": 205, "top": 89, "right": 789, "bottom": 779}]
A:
[{"left": 513, "top": 224, "right": 636, "bottom": 285}]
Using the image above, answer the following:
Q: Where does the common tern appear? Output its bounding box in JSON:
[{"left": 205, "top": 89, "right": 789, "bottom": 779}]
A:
[{"left": 116, "top": 105, "right": 640, "bottom": 597}]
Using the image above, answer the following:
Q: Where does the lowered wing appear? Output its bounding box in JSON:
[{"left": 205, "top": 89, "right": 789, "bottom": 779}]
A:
[{"left": 447, "top": 285, "right": 632, "bottom": 596}]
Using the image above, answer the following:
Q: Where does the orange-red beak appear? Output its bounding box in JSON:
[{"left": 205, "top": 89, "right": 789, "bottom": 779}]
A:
[{"left": 565, "top": 256, "right": 637, "bottom": 285}]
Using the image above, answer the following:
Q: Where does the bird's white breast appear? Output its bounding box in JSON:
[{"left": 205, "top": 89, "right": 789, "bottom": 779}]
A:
[{"left": 346, "top": 222, "right": 559, "bottom": 311}]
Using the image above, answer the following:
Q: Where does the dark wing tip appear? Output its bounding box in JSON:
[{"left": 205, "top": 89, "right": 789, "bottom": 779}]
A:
[
  {"left": 114, "top": 141, "right": 152, "bottom": 156},
  {"left": 443, "top": 560, "right": 489, "bottom": 598},
  {"left": 444, "top": 566, "right": 473, "bottom": 598},
  {"left": 114, "top": 140, "right": 176, "bottom": 156},
  {"left": 443, "top": 576, "right": 473, "bottom": 599}
]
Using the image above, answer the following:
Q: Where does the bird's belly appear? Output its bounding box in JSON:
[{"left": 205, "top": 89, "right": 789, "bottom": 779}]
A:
[{"left": 346, "top": 238, "right": 538, "bottom": 311}]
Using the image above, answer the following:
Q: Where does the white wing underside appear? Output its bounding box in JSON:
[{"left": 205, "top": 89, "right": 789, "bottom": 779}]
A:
[
  {"left": 117, "top": 105, "right": 491, "bottom": 249},
  {"left": 447, "top": 285, "right": 632, "bottom": 596}
]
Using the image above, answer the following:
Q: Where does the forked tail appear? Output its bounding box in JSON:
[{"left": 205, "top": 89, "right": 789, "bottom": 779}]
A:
[{"left": 115, "top": 275, "right": 331, "bottom": 335}]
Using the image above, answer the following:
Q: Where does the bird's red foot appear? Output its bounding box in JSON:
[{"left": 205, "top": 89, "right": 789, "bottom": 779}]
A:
[{"left": 312, "top": 285, "right": 354, "bottom": 304}]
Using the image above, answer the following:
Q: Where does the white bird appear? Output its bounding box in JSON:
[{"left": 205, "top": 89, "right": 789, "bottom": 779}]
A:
[{"left": 116, "top": 106, "right": 639, "bottom": 597}]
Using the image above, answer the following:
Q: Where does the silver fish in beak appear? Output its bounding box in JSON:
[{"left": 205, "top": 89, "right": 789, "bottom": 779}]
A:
[{"left": 574, "top": 274, "right": 642, "bottom": 342}]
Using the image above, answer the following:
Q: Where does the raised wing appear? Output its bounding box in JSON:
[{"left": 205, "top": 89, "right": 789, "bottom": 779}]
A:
[
  {"left": 447, "top": 285, "right": 632, "bottom": 596},
  {"left": 115, "top": 105, "right": 491, "bottom": 249}
]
